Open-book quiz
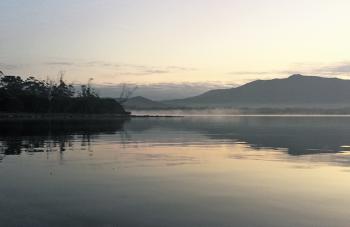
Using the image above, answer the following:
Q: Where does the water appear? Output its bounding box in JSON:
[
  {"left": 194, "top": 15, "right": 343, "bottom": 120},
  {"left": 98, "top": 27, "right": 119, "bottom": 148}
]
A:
[{"left": 1, "top": 117, "right": 350, "bottom": 226}]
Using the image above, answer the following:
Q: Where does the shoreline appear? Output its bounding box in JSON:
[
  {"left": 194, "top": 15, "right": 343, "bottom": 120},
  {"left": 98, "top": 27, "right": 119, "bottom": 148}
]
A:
[
  {"left": 0, "top": 113, "right": 183, "bottom": 120},
  {"left": 3, "top": 112, "right": 350, "bottom": 121}
]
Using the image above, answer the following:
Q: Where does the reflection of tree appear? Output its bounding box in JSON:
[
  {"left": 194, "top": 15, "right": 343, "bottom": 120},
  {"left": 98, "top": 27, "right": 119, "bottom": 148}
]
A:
[
  {"left": 0, "top": 142, "right": 4, "bottom": 162},
  {"left": 0, "top": 119, "right": 127, "bottom": 161},
  {"left": 4, "top": 117, "right": 350, "bottom": 163},
  {"left": 118, "top": 130, "right": 133, "bottom": 149},
  {"left": 81, "top": 134, "right": 94, "bottom": 157},
  {"left": 2, "top": 138, "right": 23, "bottom": 155}
]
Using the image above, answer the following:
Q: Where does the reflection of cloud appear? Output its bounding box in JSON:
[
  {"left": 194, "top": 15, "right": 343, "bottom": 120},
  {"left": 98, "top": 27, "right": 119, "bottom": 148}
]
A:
[{"left": 44, "top": 60, "right": 196, "bottom": 76}]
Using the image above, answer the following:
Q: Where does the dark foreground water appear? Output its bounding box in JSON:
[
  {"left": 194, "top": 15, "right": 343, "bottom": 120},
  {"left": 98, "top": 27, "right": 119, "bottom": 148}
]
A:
[{"left": 2, "top": 116, "right": 350, "bottom": 226}]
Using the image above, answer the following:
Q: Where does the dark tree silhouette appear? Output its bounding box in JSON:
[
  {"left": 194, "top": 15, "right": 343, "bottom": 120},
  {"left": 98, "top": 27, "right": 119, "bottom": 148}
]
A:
[
  {"left": 0, "top": 73, "right": 127, "bottom": 114},
  {"left": 80, "top": 78, "right": 98, "bottom": 98}
]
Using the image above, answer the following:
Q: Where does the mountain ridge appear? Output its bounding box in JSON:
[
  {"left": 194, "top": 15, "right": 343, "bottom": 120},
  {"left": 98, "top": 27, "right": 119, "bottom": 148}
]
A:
[
  {"left": 162, "top": 74, "right": 350, "bottom": 108},
  {"left": 123, "top": 96, "right": 169, "bottom": 110}
]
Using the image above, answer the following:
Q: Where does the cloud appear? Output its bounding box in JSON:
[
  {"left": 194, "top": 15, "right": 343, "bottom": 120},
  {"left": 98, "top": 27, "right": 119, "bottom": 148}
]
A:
[
  {"left": 166, "top": 66, "right": 196, "bottom": 71},
  {"left": 228, "top": 71, "right": 271, "bottom": 75},
  {"left": 227, "top": 62, "right": 350, "bottom": 78},
  {"left": 0, "top": 63, "right": 19, "bottom": 70},
  {"left": 311, "top": 62, "right": 350, "bottom": 75},
  {"left": 281, "top": 62, "right": 350, "bottom": 77},
  {"left": 138, "top": 69, "right": 169, "bottom": 75},
  {"left": 45, "top": 61, "right": 74, "bottom": 66},
  {"left": 228, "top": 70, "right": 298, "bottom": 76},
  {"left": 116, "top": 69, "right": 171, "bottom": 76},
  {"left": 44, "top": 60, "right": 196, "bottom": 76}
]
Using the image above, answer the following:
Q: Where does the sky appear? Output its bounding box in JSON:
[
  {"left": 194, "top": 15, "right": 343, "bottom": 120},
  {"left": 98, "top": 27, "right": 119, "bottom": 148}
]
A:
[{"left": 2, "top": 0, "right": 350, "bottom": 98}]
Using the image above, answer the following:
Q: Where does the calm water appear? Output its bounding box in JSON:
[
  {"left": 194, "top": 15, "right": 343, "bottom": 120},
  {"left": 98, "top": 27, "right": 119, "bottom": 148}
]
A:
[{"left": 2, "top": 117, "right": 350, "bottom": 226}]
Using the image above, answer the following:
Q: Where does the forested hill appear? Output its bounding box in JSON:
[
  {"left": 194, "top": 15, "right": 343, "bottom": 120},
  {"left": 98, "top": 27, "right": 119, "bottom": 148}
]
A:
[{"left": 0, "top": 74, "right": 127, "bottom": 114}]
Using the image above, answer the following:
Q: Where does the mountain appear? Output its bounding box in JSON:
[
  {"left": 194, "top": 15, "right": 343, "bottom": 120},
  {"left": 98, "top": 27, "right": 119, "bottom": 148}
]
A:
[
  {"left": 123, "top": 96, "right": 170, "bottom": 109},
  {"left": 163, "top": 74, "right": 350, "bottom": 108}
]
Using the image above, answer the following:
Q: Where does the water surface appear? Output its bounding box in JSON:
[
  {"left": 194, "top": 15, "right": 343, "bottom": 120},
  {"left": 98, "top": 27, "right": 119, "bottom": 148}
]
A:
[{"left": 1, "top": 117, "right": 350, "bottom": 226}]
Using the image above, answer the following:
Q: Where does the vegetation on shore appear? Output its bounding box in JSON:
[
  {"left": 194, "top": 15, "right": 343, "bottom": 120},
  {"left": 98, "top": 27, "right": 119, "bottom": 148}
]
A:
[{"left": 0, "top": 72, "right": 128, "bottom": 115}]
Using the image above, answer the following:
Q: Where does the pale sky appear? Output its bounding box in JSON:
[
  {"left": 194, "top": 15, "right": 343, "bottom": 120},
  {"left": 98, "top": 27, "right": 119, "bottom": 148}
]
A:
[{"left": 2, "top": 0, "right": 350, "bottom": 86}]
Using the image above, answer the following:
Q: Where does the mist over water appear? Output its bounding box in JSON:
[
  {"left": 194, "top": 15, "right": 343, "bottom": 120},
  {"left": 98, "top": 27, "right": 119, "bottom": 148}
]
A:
[
  {"left": 130, "top": 108, "right": 350, "bottom": 116},
  {"left": 131, "top": 109, "right": 247, "bottom": 116}
]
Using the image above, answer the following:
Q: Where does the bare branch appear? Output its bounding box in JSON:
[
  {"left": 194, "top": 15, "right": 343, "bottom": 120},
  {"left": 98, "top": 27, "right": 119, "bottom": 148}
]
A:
[{"left": 119, "top": 84, "right": 138, "bottom": 103}]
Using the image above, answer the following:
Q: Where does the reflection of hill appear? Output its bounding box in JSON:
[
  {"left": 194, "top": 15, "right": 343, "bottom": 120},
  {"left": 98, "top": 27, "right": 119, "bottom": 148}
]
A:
[
  {"left": 124, "top": 117, "right": 350, "bottom": 155},
  {"left": 0, "top": 119, "right": 127, "bottom": 157},
  {"left": 2, "top": 117, "right": 350, "bottom": 159}
]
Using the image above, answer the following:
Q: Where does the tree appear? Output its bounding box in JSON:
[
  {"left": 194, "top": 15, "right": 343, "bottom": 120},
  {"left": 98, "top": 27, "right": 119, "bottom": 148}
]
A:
[
  {"left": 0, "top": 73, "right": 127, "bottom": 114},
  {"left": 23, "top": 76, "right": 49, "bottom": 96},
  {"left": 0, "top": 75, "right": 24, "bottom": 95},
  {"left": 51, "top": 71, "right": 74, "bottom": 98},
  {"left": 80, "top": 78, "right": 98, "bottom": 98}
]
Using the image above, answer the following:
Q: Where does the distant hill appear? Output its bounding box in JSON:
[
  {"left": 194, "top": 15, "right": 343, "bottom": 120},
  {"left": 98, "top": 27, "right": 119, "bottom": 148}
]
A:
[
  {"left": 163, "top": 74, "right": 350, "bottom": 108},
  {"left": 123, "top": 96, "right": 169, "bottom": 110}
]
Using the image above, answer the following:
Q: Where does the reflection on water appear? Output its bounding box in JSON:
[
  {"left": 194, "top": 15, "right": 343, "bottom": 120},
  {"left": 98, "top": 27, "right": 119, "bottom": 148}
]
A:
[
  {"left": 3, "top": 117, "right": 350, "bottom": 163},
  {"left": 127, "top": 116, "right": 350, "bottom": 154},
  {"left": 0, "top": 119, "right": 126, "bottom": 158},
  {"left": 2, "top": 117, "right": 350, "bottom": 226}
]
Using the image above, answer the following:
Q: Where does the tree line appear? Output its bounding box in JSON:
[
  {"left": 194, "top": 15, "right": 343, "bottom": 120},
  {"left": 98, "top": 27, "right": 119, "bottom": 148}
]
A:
[{"left": 0, "top": 72, "right": 127, "bottom": 114}]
